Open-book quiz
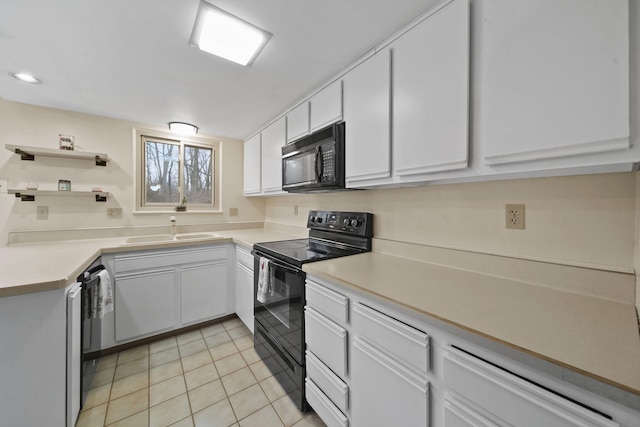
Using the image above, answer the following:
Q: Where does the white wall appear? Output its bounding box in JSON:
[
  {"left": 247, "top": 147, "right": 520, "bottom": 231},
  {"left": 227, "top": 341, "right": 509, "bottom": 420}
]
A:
[{"left": 0, "top": 98, "right": 265, "bottom": 244}]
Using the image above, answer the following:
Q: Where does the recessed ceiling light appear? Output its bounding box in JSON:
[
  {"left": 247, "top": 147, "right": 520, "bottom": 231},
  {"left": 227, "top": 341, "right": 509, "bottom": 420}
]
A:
[
  {"left": 169, "top": 122, "right": 199, "bottom": 136},
  {"left": 10, "top": 72, "right": 41, "bottom": 84},
  {"left": 189, "top": 1, "right": 272, "bottom": 66}
]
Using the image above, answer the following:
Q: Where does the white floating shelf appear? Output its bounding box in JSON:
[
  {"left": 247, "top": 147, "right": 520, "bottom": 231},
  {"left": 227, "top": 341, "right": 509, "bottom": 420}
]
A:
[
  {"left": 5, "top": 144, "right": 110, "bottom": 166},
  {"left": 8, "top": 189, "right": 110, "bottom": 202}
]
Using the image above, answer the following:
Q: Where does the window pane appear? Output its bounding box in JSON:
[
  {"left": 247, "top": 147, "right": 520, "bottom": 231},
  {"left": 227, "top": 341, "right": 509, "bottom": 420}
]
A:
[
  {"left": 183, "top": 145, "right": 213, "bottom": 204},
  {"left": 145, "top": 139, "right": 179, "bottom": 204}
]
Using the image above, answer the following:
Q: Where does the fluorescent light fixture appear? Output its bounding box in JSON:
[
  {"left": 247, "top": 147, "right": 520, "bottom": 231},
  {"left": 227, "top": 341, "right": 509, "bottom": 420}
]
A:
[
  {"left": 10, "top": 72, "right": 41, "bottom": 84},
  {"left": 169, "top": 122, "right": 198, "bottom": 136},
  {"left": 190, "top": 1, "right": 272, "bottom": 66}
]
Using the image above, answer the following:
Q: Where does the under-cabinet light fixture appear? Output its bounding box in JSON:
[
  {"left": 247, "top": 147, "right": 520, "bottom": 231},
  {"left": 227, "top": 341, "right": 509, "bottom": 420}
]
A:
[
  {"left": 10, "top": 72, "right": 41, "bottom": 84},
  {"left": 169, "top": 122, "right": 198, "bottom": 136},
  {"left": 189, "top": 1, "right": 272, "bottom": 66}
]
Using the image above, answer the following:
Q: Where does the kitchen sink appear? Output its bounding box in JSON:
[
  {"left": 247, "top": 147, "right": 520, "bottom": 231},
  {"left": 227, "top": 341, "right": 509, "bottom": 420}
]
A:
[
  {"left": 174, "top": 232, "right": 222, "bottom": 241},
  {"left": 123, "top": 232, "right": 222, "bottom": 245}
]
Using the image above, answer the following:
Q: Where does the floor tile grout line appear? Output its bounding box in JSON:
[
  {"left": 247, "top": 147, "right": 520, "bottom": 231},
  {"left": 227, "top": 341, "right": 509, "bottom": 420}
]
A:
[{"left": 82, "top": 321, "right": 321, "bottom": 427}]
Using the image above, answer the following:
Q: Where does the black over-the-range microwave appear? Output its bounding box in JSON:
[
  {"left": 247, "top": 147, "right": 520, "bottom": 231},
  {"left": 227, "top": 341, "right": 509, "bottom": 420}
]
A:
[{"left": 281, "top": 121, "right": 345, "bottom": 193}]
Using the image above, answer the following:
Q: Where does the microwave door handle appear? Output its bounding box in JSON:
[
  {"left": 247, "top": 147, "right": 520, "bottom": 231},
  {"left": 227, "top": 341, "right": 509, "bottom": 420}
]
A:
[{"left": 315, "top": 146, "right": 322, "bottom": 182}]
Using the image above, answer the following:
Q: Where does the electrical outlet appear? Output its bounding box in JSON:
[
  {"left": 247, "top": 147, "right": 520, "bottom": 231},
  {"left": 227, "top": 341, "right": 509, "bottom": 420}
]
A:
[
  {"left": 229, "top": 207, "right": 239, "bottom": 216},
  {"left": 107, "top": 208, "right": 122, "bottom": 219},
  {"left": 293, "top": 205, "right": 298, "bottom": 216},
  {"left": 37, "top": 206, "right": 48, "bottom": 220},
  {"left": 506, "top": 204, "right": 525, "bottom": 230}
]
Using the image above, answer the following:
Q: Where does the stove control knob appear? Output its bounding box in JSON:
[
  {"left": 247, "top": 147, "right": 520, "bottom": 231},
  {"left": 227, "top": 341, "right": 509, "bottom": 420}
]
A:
[
  {"left": 350, "top": 219, "right": 360, "bottom": 227},
  {"left": 343, "top": 218, "right": 350, "bottom": 226},
  {"left": 315, "top": 217, "right": 323, "bottom": 224}
]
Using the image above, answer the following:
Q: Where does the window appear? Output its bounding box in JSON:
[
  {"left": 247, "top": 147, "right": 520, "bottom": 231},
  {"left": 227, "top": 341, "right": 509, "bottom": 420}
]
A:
[{"left": 135, "top": 129, "right": 221, "bottom": 212}]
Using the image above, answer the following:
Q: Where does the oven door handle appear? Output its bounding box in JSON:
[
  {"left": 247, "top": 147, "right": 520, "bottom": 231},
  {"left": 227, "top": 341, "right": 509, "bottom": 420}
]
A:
[{"left": 254, "top": 253, "right": 304, "bottom": 276}]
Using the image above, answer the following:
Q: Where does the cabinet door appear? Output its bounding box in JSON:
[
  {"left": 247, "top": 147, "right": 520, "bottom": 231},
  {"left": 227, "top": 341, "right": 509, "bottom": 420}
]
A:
[
  {"left": 243, "top": 134, "right": 261, "bottom": 195},
  {"left": 115, "top": 269, "right": 175, "bottom": 342},
  {"left": 392, "top": 0, "right": 469, "bottom": 176},
  {"left": 261, "top": 117, "right": 286, "bottom": 194},
  {"left": 310, "top": 80, "right": 343, "bottom": 133},
  {"left": 287, "top": 102, "right": 310, "bottom": 143},
  {"left": 443, "top": 347, "right": 619, "bottom": 427},
  {"left": 482, "top": 0, "right": 629, "bottom": 165},
  {"left": 343, "top": 51, "right": 391, "bottom": 185},
  {"left": 351, "top": 337, "right": 429, "bottom": 427},
  {"left": 235, "top": 262, "right": 254, "bottom": 333},
  {"left": 181, "top": 262, "right": 228, "bottom": 325}
]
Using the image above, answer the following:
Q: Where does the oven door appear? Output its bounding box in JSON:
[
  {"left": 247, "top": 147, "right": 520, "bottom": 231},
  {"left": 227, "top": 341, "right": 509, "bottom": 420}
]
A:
[{"left": 253, "top": 252, "right": 305, "bottom": 365}]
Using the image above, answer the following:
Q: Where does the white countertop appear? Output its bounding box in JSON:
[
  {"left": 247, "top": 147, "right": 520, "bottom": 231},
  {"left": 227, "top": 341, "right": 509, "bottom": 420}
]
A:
[
  {"left": 303, "top": 252, "right": 640, "bottom": 397},
  {"left": 0, "top": 229, "right": 298, "bottom": 298},
  {"left": 2, "top": 229, "right": 639, "bottom": 399}
]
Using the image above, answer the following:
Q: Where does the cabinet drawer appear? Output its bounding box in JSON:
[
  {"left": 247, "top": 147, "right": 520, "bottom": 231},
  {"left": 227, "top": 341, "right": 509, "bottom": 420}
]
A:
[
  {"left": 305, "top": 379, "right": 348, "bottom": 427},
  {"left": 353, "top": 303, "right": 429, "bottom": 375},
  {"left": 444, "top": 395, "right": 499, "bottom": 427},
  {"left": 443, "top": 346, "right": 618, "bottom": 427},
  {"left": 306, "top": 350, "right": 348, "bottom": 413},
  {"left": 305, "top": 307, "right": 347, "bottom": 377},
  {"left": 115, "top": 246, "right": 226, "bottom": 273},
  {"left": 235, "top": 246, "right": 253, "bottom": 269},
  {"left": 306, "top": 280, "right": 348, "bottom": 324}
]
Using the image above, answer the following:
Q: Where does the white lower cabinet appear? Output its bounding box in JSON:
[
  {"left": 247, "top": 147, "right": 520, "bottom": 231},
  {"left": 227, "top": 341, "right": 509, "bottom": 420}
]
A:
[
  {"left": 305, "top": 274, "right": 639, "bottom": 427},
  {"left": 443, "top": 346, "right": 619, "bottom": 427},
  {"left": 306, "top": 379, "right": 349, "bottom": 427},
  {"left": 305, "top": 306, "right": 347, "bottom": 377},
  {"left": 235, "top": 245, "right": 254, "bottom": 333},
  {"left": 181, "top": 261, "right": 228, "bottom": 325},
  {"left": 351, "top": 336, "right": 429, "bottom": 427},
  {"left": 113, "top": 245, "right": 231, "bottom": 343},
  {"left": 0, "top": 288, "right": 68, "bottom": 427},
  {"left": 444, "top": 396, "right": 499, "bottom": 427},
  {"left": 115, "top": 268, "right": 175, "bottom": 342}
]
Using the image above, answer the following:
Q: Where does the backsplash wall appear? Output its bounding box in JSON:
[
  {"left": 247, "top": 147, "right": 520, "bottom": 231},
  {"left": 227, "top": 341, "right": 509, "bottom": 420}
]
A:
[
  {"left": 0, "top": 98, "right": 266, "bottom": 244},
  {"left": 265, "top": 173, "right": 637, "bottom": 273}
]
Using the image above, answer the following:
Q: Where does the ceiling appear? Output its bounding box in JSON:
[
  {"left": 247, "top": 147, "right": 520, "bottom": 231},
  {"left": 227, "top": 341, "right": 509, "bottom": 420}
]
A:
[{"left": 0, "top": 0, "right": 440, "bottom": 140}]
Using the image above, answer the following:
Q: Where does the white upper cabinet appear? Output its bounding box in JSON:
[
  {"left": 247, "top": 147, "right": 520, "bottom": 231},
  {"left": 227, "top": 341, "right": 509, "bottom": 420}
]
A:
[
  {"left": 481, "top": 0, "right": 629, "bottom": 166},
  {"left": 243, "top": 134, "right": 261, "bottom": 196},
  {"left": 392, "top": 0, "right": 469, "bottom": 178},
  {"left": 261, "top": 117, "right": 287, "bottom": 194},
  {"left": 343, "top": 50, "right": 391, "bottom": 185},
  {"left": 286, "top": 102, "right": 310, "bottom": 143},
  {"left": 310, "top": 80, "right": 343, "bottom": 133}
]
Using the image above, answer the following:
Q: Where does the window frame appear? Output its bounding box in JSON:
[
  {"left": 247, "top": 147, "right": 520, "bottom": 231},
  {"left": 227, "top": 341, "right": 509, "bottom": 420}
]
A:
[{"left": 134, "top": 128, "right": 221, "bottom": 213}]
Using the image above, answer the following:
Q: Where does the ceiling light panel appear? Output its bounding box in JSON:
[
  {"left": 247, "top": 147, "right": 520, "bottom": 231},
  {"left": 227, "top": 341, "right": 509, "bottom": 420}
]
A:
[{"left": 190, "top": 1, "right": 272, "bottom": 66}]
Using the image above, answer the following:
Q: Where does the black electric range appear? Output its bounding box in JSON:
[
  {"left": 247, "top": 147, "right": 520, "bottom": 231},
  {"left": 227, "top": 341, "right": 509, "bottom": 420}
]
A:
[{"left": 252, "top": 210, "right": 373, "bottom": 411}]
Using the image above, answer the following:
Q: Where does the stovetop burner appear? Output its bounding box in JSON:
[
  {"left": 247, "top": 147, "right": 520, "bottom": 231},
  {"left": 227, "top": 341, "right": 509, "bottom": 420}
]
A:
[{"left": 253, "top": 210, "right": 373, "bottom": 268}]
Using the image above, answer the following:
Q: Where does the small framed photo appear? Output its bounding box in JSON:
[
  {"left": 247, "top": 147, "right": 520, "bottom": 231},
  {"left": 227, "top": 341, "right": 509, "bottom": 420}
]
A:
[{"left": 58, "top": 180, "right": 71, "bottom": 191}]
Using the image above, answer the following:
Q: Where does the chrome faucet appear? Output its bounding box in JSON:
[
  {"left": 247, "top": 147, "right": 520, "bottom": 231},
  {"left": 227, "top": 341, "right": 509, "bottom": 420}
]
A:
[{"left": 170, "top": 215, "right": 177, "bottom": 236}]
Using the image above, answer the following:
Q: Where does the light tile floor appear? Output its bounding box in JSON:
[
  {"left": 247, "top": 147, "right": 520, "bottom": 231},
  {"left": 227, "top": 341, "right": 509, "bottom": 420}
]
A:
[{"left": 77, "top": 317, "right": 326, "bottom": 427}]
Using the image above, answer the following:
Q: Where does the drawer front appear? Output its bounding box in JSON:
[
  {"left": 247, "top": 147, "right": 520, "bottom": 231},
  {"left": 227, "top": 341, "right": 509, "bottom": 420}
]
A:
[
  {"left": 305, "top": 379, "right": 348, "bottom": 427},
  {"left": 116, "top": 246, "right": 226, "bottom": 273},
  {"left": 353, "top": 303, "right": 429, "bottom": 375},
  {"left": 306, "top": 280, "right": 348, "bottom": 324},
  {"left": 305, "top": 307, "right": 347, "bottom": 377},
  {"left": 235, "top": 245, "right": 253, "bottom": 269},
  {"left": 444, "top": 396, "right": 499, "bottom": 427},
  {"left": 306, "top": 350, "right": 348, "bottom": 413},
  {"left": 443, "top": 347, "right": 619, "bottom": 427}
]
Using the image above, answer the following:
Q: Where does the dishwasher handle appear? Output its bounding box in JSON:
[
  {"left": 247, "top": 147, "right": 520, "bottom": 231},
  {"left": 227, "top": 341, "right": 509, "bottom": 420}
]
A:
[{"left": 77, "top": 264, "right": 106, "bottom": 283}]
